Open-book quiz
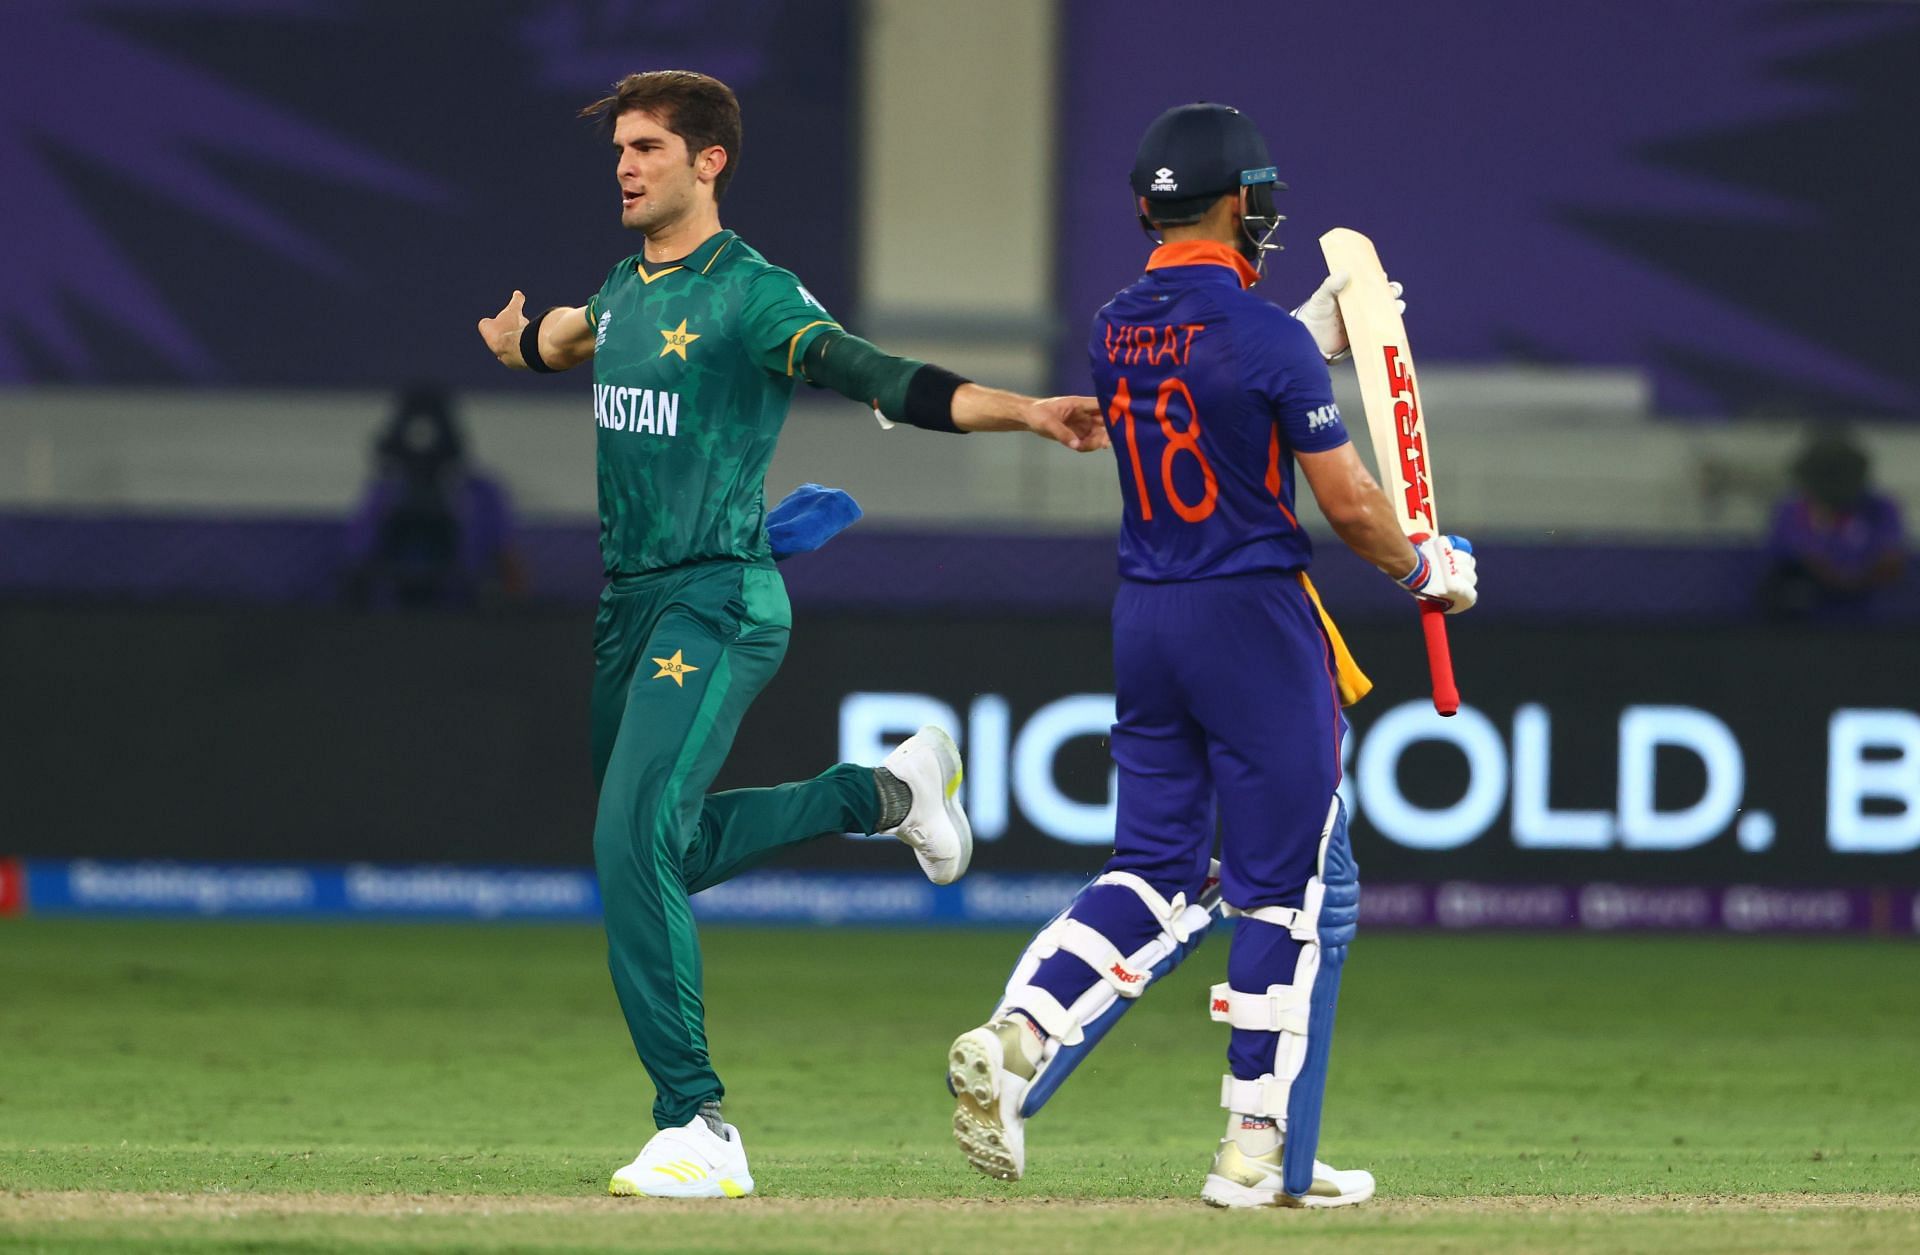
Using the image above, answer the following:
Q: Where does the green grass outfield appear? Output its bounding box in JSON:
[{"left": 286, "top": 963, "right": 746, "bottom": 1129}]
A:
[{"left": 3, "top": 920, "right": 1917, "bottom": 1252}]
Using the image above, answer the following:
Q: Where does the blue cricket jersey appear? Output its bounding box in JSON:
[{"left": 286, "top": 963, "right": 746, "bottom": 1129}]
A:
[{"left": 1090, "top": 240, "right": 1351, "bottom": 582}]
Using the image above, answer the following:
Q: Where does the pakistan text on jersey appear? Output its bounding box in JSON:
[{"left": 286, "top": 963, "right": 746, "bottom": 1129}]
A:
[{"left": 596, "top": 386, "right": 680, "bottom": 437}]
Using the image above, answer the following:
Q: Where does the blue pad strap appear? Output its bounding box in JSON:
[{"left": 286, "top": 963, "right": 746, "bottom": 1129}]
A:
[
  {"left": 766, "top": 483, "right": 862, "bottom": 561},
  {"left": 1282, "top": 800, "right": 1359, "bottom": 1198}
]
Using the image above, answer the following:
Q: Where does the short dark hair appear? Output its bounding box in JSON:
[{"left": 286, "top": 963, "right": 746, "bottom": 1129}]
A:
[
  {"left": 1142, "top": 192, "right": 1224, "bottom": 228},
  {"left": 581, "top": 70, "right": 742, "bottom": 202}
]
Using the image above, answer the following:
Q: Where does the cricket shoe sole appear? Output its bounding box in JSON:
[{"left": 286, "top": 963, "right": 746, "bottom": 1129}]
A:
[
  {"left": 948, "top": 1025, "right": 1027, "bottom": 1181},
  {"left": 882, "top": 725, "right": 973, "bottom": 885},
  {"left": 607, "top": 1170, "right": 752, "bottom": 1199},
  {"left": 1200, "top": 1159, "right": 1375, "bottom": 1209}
]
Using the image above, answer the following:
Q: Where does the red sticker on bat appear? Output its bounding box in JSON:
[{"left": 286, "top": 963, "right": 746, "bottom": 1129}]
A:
[{"left": 1384, "top": 345, "right": 1435, "bottom": 532}]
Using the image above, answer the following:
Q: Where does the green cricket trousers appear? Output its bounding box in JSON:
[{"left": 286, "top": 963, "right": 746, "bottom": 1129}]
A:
[{"left": 590, "top": 558, "right": 879, "bottom": 1129}]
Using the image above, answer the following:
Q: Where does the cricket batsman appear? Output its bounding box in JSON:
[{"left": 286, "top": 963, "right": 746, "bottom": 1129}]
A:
[
  {"left": 476, "top": 70, "right": 1102, "bottom": 1200},
  {"left": 945, "top": 103, "right": 1478, "bottom": 1208}
]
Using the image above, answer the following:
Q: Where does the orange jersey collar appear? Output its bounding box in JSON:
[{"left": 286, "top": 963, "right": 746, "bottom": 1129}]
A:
[{"left": 1145, "top": 239, "right": 1259, "bottom": 289}]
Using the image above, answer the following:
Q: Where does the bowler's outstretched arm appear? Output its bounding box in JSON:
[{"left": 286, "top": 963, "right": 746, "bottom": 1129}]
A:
[
  {"left": 800, "top": 328, "right": 1105, "bottom": 451},
  {"left": 477, "top": 290, "right": 597, "bottom": 372}
]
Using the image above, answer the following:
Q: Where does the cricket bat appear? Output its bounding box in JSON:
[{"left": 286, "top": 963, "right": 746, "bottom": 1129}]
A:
[{"left": 1319, "top": 227, "right": 1460, "bottom": 716}]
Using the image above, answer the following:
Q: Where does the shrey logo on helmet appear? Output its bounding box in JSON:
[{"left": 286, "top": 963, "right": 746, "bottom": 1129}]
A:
[{"left": 1128, "top": 102, "right": 1287, "bottom": 275}]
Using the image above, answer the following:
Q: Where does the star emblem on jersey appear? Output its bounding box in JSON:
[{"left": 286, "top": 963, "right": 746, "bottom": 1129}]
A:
[
  {"left": 651, "top": 649, "right": 699, "bottom": 687},
  {"left": 659, "top": 319, "right": 701, "bottom": 360}
]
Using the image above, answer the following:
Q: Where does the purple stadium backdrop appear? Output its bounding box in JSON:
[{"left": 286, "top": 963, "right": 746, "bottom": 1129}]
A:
[
  {"left": 1057, "top": 0, "right": 1920, "bottom": 417},
  {"left": 0, "top": 0, "right": 854, "bottom": 389}
]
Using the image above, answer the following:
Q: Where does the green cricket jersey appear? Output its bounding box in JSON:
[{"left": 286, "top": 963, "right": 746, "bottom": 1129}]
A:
[{"left": 582, "top": 229, "right": 841, "bottom": 575}]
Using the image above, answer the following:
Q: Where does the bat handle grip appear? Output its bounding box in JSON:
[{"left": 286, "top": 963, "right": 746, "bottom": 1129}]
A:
[{"left": 1420, "top": 601, "right": 1459, "bottom": 716}]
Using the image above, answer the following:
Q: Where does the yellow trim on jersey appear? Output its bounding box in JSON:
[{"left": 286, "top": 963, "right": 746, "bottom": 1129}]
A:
[
  {"left": 635, "top": 263, "right": 684, "bottom": 285},
  {"left": 784, "top": 320, "right": 841, "bottom": 376},
  {"left": 701, "top": 238, "right": 734, "bottom": 274},
  {"left": 1298, "top": 572, "right": 1373, "bottom": 708}
]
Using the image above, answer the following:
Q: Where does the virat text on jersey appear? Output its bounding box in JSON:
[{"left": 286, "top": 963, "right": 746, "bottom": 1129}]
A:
[{"left": 1090, "top": 241, "right": 1352, "bottom": 583}]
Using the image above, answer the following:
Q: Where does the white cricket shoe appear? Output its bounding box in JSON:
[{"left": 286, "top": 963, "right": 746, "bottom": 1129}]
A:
[
  {"left": 881, "top": 725, "right": 973, "bottom": 885},
  {"left": 948, "top": 1017, "right": 1038, "bottom": 1181},
  {"left": 608, "top": 1116, "right": 754, "bottom": 1199},
  {"left": 1200, "top": 1137, "right": 1375, "bottom": 1209}
]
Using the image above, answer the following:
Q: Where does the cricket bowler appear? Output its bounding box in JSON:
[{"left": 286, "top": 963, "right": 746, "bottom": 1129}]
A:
[
  {"left": 945, "top": 103, "right": 1479, "bottom": 1207},
  {"left": 476, "top": 70, "right": 1103, "bottom": 1200}
]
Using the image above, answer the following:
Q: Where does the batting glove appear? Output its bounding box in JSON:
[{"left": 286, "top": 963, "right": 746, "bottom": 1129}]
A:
[
  {"left": 1293, "top": 270, "right": 1405, "bottom": 363},
  {"left": 1397, "top": 534, "right": 1477, "bottom": 614}
]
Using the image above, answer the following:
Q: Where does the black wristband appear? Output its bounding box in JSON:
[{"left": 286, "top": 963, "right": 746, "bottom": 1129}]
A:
[
  {"left": 519, "top": 308, "right": 556, "bottom": 374},
  {"left": 902, "top": 364, "right": 968, "bottom": 434}
]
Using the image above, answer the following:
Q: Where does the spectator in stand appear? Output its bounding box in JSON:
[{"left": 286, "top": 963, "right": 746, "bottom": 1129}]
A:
[
  {"left": 342, "top": 385, "right": 525, "bottom": 608},
  {"left": 1760, "top": 427, "right": 1905, "bottom": 620}
]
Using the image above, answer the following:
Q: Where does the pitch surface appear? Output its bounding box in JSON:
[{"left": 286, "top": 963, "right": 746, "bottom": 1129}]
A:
[{"left": 3, "top": 921, "right": 1916, "bottom": 1250}]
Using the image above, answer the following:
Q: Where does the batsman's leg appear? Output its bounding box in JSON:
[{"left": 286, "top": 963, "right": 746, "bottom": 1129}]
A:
[
  {"left": 949, "top": 584, "right": 1216, "bottom": 1180},
  {"left": 1192, "top": 577, "right": 1371, "bottom": 1208},
  {"left": 948, "top": 859, "right": 1221, "bottom": 1180},
  {"left": 1204, "top": 798, "right": 1369, "bottom": 1208}
]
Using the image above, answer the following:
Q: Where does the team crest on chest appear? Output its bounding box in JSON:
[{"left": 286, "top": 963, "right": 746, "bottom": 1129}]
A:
[{"left": 659, "top": 319, "right": 700, "bottom": 360}]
